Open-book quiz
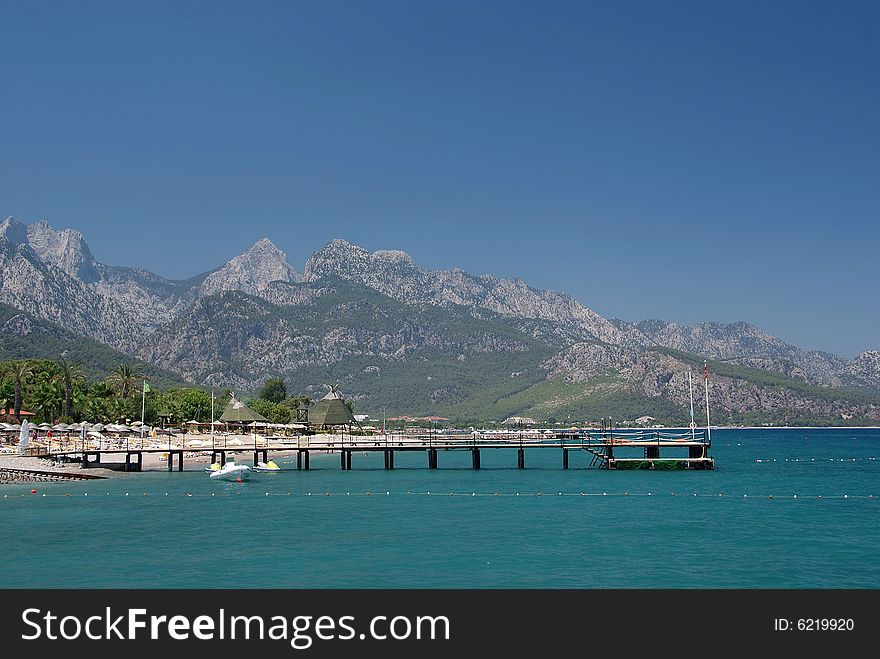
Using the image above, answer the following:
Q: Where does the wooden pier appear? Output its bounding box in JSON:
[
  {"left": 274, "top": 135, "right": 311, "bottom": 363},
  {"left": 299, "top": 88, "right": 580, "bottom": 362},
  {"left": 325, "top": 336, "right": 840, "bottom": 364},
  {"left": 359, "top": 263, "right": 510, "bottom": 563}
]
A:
[{"left": 41, "top": 428, "right": 714, "bottom": 472}]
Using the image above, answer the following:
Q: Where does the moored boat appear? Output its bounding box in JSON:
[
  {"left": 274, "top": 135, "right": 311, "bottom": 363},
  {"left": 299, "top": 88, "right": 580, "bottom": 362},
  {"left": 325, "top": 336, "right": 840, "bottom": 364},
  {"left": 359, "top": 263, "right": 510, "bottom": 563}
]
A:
[{"left": 207, "top": 458, "right": 251, "bottom": 481}]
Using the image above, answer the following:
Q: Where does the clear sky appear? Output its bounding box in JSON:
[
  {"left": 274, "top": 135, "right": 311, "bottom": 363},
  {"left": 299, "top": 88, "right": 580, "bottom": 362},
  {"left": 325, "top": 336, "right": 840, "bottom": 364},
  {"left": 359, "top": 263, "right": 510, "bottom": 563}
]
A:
[{"left": 1, "top": 1, "right": 877, "bottom": 357}]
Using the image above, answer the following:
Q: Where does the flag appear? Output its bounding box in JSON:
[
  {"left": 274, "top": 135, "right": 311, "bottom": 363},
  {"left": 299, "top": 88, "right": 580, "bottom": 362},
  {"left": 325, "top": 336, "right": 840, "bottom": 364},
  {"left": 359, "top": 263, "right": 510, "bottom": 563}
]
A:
[
  {"left": 704, "top": 362, "right": 709, "bottom": 382},
  {"left": 143, "top": 381, "right": 151, "bottom": 393}
]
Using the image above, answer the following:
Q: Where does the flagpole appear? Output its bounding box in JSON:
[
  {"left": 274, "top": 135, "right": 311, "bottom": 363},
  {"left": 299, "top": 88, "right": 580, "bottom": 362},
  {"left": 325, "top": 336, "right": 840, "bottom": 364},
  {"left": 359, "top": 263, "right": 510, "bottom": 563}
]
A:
[
  {"left": 211, "top": 388, "right": 215, "bottom": 452},
  {"left": 703, "top": 362, "right": 711, "bottom": 445},
  {"left": 688, "top": 370, "right": 696, "bottom": 440}
]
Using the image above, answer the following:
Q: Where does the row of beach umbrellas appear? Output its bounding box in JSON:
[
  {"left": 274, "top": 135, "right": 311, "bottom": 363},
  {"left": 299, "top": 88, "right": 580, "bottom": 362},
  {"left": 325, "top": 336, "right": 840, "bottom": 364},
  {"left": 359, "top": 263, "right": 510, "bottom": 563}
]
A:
[
  {"left": 2, "top": 420, "right": 307, "bottom": 434},
  {"left": 0, "top": 421, "right": 155, "bottom": 434}
]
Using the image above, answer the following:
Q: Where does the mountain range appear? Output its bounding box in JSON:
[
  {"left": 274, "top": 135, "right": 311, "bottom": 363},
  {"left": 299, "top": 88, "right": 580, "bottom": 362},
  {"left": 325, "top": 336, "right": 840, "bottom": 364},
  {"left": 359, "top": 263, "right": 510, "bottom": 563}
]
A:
[{"left": 2, "top": 215, "right": 879, "bottom": 424}]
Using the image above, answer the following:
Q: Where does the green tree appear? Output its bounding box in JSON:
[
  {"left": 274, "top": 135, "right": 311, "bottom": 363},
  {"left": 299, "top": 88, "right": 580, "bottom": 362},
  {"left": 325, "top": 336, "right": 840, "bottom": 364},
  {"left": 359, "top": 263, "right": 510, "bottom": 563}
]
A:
[
  {"left": 32, "top": 376, "right": 64, "bottom": 423},
  {"left": 106, "top": 363, "right": 144, "bottom": 399},
  {"left": 258, "top": 377, "right": 287, "bottom": 404},
  {"left": 55, "top": 359, "right": 85, "bottom": 419},
  {"left": 0, "top": 379, "right": 13, "bottom": 415},
  {"left": 248, "top": 398, "right": 291, "bottom": 424},
  {"left": 84, "top": 396, "right": 111, "bottom": 423},
  {"left": 157, "top": 388, "right": 213, "bottom": 425},
  {"left": 3, "top": 360, "right": 35, "bottom": 421},
  {"left": 283, "top": 394, "right": 313, "bottom": 422}
]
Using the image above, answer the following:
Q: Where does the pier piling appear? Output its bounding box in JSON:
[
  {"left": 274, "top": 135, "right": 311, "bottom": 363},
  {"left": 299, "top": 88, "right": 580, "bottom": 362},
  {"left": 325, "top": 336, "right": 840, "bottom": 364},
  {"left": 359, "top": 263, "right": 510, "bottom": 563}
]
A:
[
  {"left": 472, "top": 448, "right": 481, "bottom": 469},
  {"left": 563, "top": 448, "right": 569, "bottom": 469},
  {"left": 517, "top": 448, "right": 525, "bottom": 469}
]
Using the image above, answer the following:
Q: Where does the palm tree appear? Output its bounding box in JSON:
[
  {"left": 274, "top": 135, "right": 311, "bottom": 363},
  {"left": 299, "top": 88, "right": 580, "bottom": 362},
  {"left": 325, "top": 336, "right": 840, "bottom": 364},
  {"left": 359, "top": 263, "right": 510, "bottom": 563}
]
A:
[
  {"left": 84, "top": 396, "right": 110, "bottom": 424},
  {"left": 0, "top": 362, "right": 15, "bottom": 416},
  {"left": 32, "top": 377, "right": 64, "bottom": 423},
  {"left": 5, "top": 361, "right": 35, "bottom": 422},
  {"left": 55, "top": 359, "right": 84, "bottom": 419},
  {"left": 106, "top": 363, "right": 144, "bottom": 399},
  {"left": 0, "top": 378, "right": 13, "bottom": 416}
]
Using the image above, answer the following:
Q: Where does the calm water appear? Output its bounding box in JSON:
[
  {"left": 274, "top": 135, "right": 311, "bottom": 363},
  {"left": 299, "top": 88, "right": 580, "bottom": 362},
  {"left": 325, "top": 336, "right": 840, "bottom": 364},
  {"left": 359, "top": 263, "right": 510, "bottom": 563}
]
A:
[{"left": 2, "top": 429, "right": 878, "bottom": 588}]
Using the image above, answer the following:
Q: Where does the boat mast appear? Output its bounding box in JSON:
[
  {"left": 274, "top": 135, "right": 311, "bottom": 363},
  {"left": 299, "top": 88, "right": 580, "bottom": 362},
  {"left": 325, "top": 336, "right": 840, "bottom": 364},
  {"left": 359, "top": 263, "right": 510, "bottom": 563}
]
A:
[
  {"left": 211, "top": 388, "right": 215, "bottom": 450},
  {"left": 703, "top": 361, "right": 711, "bottom": 444},
  {"left": 688, "top": 369, "right": 696, "bottom": 440}
]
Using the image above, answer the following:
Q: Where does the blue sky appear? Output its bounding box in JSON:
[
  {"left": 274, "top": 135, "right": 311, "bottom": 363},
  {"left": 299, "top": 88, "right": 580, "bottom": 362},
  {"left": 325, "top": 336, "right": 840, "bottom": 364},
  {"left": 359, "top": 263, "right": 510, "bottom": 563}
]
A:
[{"left": 1, "top": 0, "right": 877, "bottom": 357}]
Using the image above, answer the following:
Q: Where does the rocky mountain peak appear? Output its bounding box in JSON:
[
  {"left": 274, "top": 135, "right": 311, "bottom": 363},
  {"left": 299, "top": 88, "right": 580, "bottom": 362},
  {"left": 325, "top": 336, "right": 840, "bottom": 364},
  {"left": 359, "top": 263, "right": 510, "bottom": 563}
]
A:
[
  {"left": 303, "top": 239, "right": 418, "bottom": 281},
  {"left": 372, "top": 249, "right": 414, "bottom": 264},
  {"left": 303, "top": 240, "right": 367, "bottom": 278},
  {"left": 0, "top": 216, "right": 30, "bottom": 248},
  {"left": 835, "top": 350, "right": 880, "bottom": 392},
  {"left": 25, "top": 220, "right": 99, "bottom": 282},
  {"left": 199, "top": 237, "right": 302, "bottom": 297}
]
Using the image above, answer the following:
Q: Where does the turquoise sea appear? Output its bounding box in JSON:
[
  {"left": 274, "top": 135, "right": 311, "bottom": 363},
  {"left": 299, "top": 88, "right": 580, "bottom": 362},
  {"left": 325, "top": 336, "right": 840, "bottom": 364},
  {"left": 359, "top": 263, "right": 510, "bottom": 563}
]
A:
[{"left": 2, "top": 428, "right": 878, "bottom": 588}]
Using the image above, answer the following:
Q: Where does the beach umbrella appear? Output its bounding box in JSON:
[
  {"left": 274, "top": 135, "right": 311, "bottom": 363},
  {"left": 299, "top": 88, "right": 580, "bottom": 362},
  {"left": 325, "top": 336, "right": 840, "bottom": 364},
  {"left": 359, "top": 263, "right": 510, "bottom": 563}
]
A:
[
  {"left": 52, "top": 423, "right": 70, "bottom": 432},
  {"left": 38, "top": 423, "right": 52, "bottom": 430},
  {"left": 19, "top": 420, "right": 30, "bottom": 452},
  {"left": 186, "top": 420, "right": 199, "bottom": 425},
  {"left": 228, "top": 438, "right": 244, "bottom": 446},
  {"left": 187, "top": 439, "right": 205, "bottom": 447}
]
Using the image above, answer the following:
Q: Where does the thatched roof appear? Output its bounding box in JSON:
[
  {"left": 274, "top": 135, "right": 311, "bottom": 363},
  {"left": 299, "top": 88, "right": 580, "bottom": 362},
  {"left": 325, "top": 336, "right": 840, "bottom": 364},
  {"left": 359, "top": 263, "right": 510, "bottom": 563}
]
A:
[
  {"left": 308, "top": 388, "right": 356, "bottom": 427},
  {"left": 219, "top": 396, "right": 268, "bottom": 423}
]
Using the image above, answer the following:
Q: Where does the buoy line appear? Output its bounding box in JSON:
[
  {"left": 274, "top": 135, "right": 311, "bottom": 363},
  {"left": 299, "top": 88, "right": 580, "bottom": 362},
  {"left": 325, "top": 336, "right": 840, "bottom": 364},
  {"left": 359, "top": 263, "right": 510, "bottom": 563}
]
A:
[
  {"left": 755, "top": 457, "right": 877, "bottom": 463},
  {"left": 2, "top": 491, "right": 876, "bottom": 500}
]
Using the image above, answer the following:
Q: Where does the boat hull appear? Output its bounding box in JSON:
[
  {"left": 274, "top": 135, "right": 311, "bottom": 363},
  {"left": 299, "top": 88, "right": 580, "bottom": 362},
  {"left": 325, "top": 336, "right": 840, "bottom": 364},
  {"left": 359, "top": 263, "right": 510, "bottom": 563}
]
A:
[{"left": 208, "top": 465, "right": 251, "bottom": 481}]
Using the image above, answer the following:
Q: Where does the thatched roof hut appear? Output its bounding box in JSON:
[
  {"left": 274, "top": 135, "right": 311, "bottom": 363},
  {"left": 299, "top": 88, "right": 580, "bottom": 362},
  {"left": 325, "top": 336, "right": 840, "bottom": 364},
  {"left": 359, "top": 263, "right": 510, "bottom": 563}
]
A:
[
  {"left": 308, "top": 387, "right": 358, "bottom": 428},
  {"left": 219, "top": 396, "right": 268, "bottom": 424}
]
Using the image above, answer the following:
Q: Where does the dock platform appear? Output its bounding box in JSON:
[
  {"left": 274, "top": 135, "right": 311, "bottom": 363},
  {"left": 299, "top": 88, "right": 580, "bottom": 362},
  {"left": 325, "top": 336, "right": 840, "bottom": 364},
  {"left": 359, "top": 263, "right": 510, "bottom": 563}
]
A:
[{"left": 39, "top": 428, "right": 714, "bottom": 472}]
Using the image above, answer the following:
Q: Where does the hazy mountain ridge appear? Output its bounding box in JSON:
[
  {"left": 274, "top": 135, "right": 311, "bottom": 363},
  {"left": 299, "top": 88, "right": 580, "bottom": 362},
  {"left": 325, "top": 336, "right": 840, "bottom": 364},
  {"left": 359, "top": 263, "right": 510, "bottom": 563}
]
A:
[
  {"left": 2, "top": 215, "right": 878, "bottom": 422},
  {"left": 304, "top": 239, "right": 632, "bottom": 346},
  {"left": 628, "top": 318, "right": 849, "bottom": 386}
]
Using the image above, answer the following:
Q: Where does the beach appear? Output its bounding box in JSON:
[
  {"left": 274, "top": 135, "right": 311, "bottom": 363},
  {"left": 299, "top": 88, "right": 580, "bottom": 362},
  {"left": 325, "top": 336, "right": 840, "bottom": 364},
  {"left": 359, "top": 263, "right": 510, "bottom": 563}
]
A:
[{"left": 0, "top": 432, "right": 355, "bottom": 482}]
